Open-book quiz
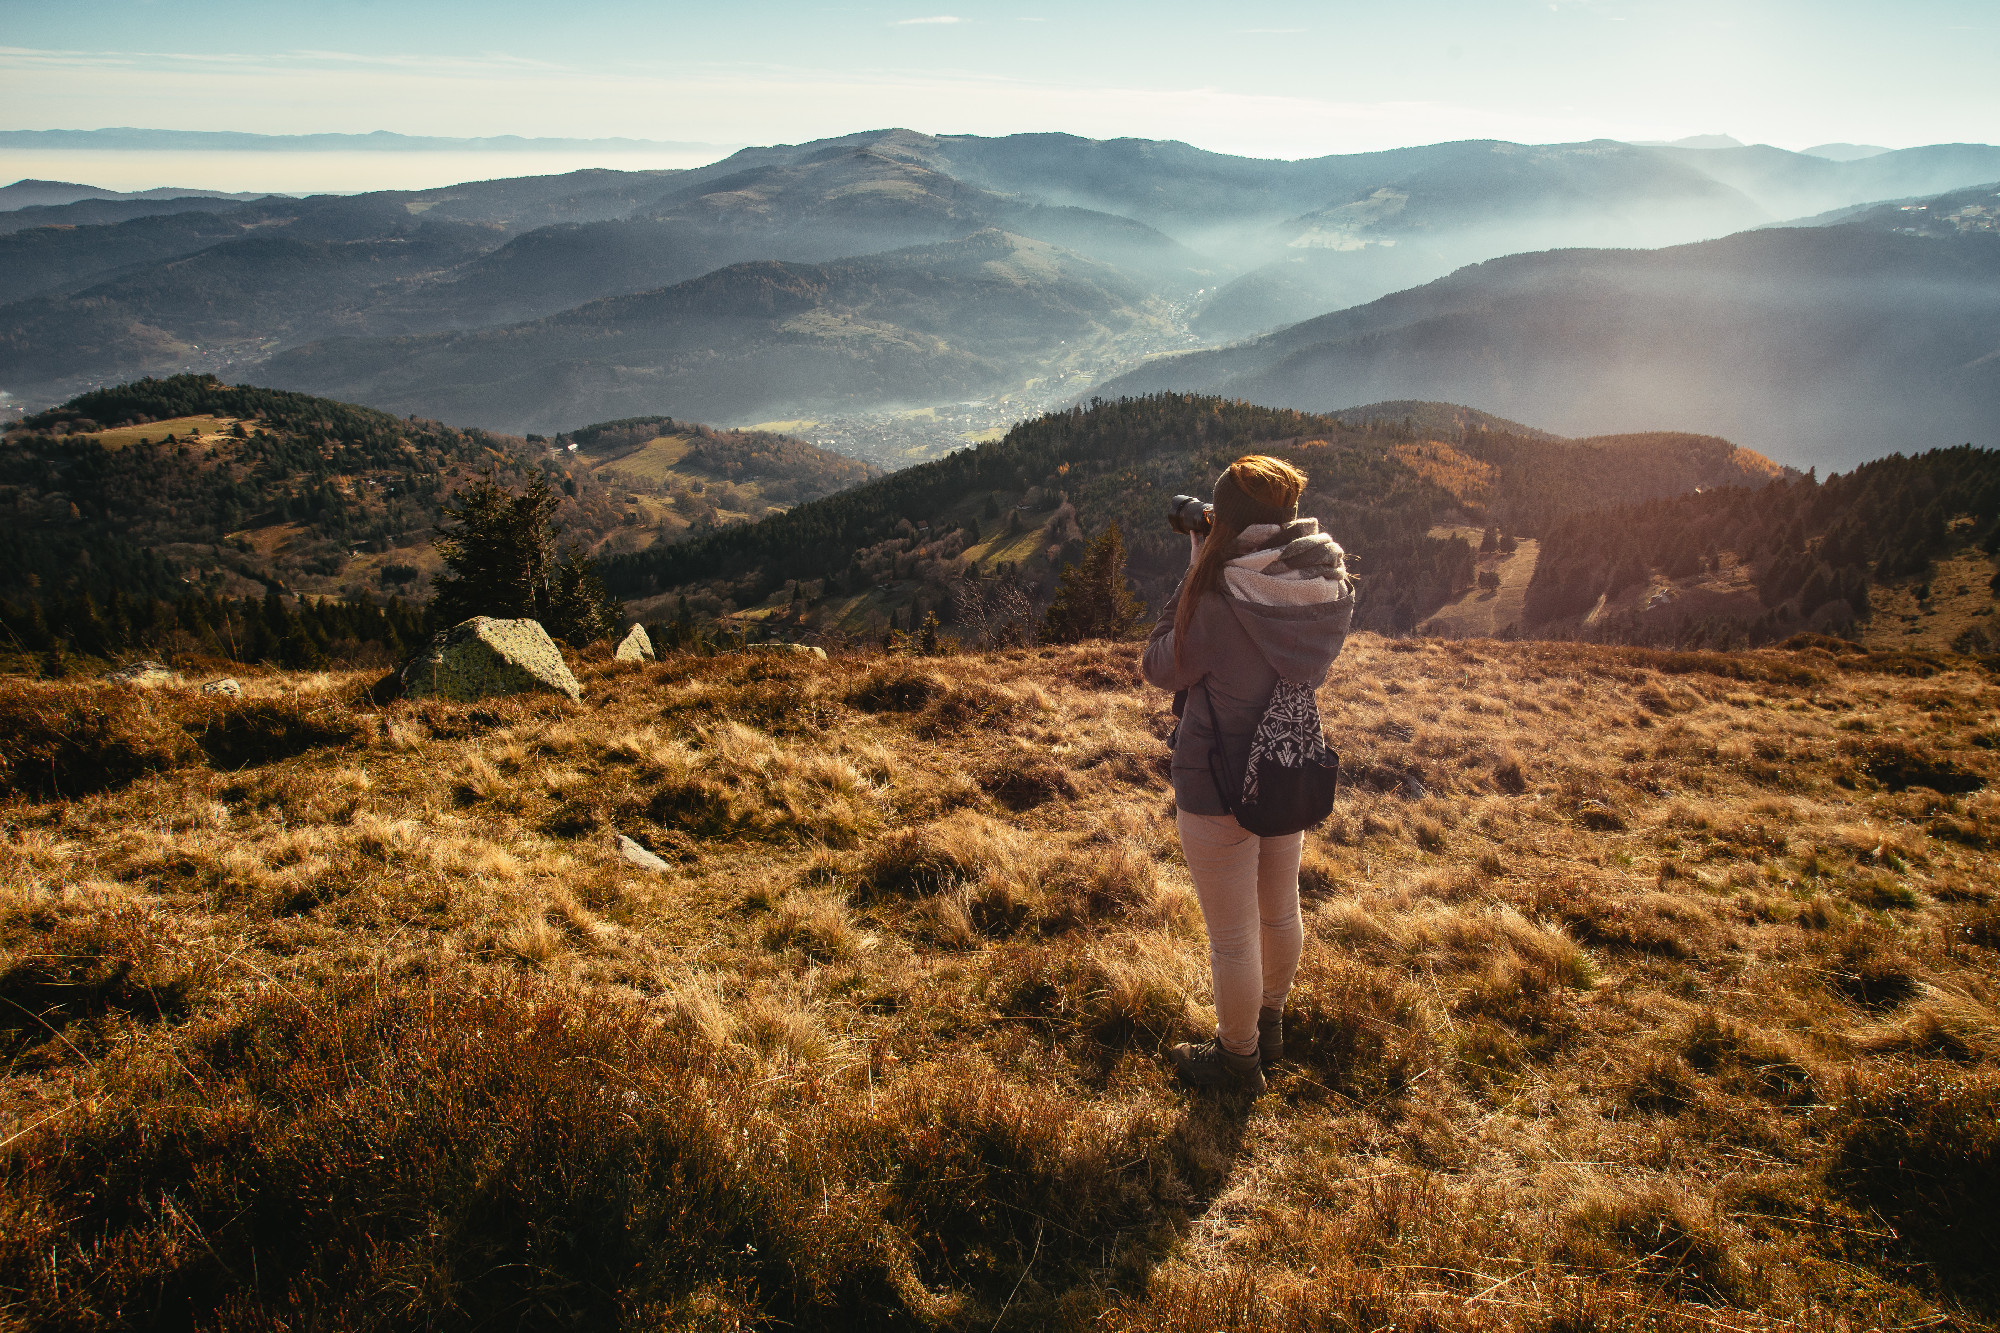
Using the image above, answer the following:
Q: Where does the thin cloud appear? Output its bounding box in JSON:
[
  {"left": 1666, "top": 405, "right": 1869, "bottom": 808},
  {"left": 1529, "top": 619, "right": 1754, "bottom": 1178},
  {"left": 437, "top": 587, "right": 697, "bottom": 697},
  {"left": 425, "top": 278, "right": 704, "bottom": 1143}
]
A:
[
  {"left": 0, "top": 44, "right": 565, "bottom": 76},
  {"left": 291, "top": 48, "right": 566, "bottom": 71},
  {"left": 1234, "top": 27, "right": 1306, "bottom": 33},
  {"left": 889, "top": 15, "right": 966, "bottom": 24}
]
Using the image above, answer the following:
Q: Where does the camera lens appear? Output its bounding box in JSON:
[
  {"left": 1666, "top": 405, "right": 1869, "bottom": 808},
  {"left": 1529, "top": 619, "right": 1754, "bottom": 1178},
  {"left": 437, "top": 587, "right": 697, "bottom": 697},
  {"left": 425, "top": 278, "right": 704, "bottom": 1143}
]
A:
[{"left": 1168, "top": 496, "right": 1212, "bottom": 536}]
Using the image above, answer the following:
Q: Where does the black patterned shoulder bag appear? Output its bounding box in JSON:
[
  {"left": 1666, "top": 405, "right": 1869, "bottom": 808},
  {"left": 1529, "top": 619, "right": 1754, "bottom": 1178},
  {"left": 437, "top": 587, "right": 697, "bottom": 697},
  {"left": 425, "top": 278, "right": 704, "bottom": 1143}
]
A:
[{"left": 1204, "top": 679, "right": 1341, "bottom": 837}]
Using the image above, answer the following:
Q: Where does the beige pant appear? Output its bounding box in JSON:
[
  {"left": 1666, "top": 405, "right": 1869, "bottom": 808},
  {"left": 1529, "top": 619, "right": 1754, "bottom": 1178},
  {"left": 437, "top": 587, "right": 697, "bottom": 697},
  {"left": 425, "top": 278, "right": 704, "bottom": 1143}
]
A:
[{"left": 1176, "top": 810, "right": 1305, "bottom": 1058}]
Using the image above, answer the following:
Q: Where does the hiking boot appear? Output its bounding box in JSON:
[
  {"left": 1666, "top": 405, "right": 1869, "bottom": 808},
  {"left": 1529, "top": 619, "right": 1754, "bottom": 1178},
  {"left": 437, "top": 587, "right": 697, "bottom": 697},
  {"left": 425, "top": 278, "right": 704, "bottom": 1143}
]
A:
[
  {"left": 1169, "top": 1038, "right": 1265, "bottom": 1094},
  {"left": 1258, "top": 1007, "right": 1284, "bottom": 1064}
]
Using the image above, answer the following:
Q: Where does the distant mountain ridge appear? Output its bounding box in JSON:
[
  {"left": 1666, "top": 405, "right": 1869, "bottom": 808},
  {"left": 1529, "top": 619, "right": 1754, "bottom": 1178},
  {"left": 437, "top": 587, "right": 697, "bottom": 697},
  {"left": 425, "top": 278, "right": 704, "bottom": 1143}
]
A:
[
  {"left": 0, "top": 129, "right": 731, "bottom": 154},
  {"left": 260, "top": 229, "right": 1184, "bottom": 433},
  {"left": 1094, "top": 184, "right": 2000, "bottom": 470},
  {"left": 1803, "top": 143, "right": 1892, "bottom": 162},
  {"left": 0, "top": 178, "right": 264, "bottom": 211},
  {"left": 6, "top": 128, "right": 2000, "bottom": 470},
  {"left": 0, "top": 194, "right": 282, "bottom": 237}
]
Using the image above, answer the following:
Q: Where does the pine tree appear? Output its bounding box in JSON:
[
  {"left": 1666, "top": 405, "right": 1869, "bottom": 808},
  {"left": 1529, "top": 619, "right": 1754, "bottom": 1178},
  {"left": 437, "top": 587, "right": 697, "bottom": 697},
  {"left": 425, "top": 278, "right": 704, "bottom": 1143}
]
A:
[
  {"left": 1039, "top": 522, "right": 1144, "bottom": 644},
  {"left": 278, "top": 618, "right": 327, "bottom": 669},
  {"left": 545, "top": 549, "right": 622, "bottom": 646},
  {"left": 431, "top": 473, "right": 562, "bottom": 624},
  {"left": 431, "top": 472, "right": 620, "bottom": 645}
]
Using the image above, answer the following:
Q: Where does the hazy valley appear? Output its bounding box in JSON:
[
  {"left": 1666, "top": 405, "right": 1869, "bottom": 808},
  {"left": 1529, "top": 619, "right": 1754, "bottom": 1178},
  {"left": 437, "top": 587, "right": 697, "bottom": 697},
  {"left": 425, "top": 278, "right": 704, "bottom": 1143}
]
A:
[
  {"left": 7, "top": 129, "right": 2000, "bottom": 468},
  {"left": 1100, "top": 196, "right": 2000, "bottom": 471}
]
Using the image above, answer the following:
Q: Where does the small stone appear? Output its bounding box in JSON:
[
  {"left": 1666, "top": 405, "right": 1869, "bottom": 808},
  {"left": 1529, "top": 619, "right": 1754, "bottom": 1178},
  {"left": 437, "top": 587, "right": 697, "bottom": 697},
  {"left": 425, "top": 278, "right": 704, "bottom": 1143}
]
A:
[
  {"left": 616, "top": 833, "right": 670, "bottom": 874},
  {"left": 1401, "top": 775, "right": 1429, "bottom": 799},
  {"left": 103, "top": 660, "right": 176, "bottom": 687},
  {"left": 614, "top": 623, "right": 655, "bottom": 661},
  {"left": 400, "top": 616, "right": 583, "bottom": 704},
  {"left": 200, "top": 677, "right": 243, "bottom": 698}
]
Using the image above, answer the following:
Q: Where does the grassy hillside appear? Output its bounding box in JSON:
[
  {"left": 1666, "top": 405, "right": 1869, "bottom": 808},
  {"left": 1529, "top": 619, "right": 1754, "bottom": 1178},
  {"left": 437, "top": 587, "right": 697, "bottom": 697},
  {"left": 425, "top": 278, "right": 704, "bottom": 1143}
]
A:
[
  {"left": 2, "top": 636, "right": 1995, "bottom": 1328},
  {"left": 564, "top": 414, "right": 878, "bottom": 539}
]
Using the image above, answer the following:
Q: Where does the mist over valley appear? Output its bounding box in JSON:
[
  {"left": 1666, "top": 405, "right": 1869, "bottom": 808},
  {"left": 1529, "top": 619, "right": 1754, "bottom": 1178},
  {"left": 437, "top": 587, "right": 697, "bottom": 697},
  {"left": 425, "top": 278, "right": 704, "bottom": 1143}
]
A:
[
  {"left": 7, "top": 128, "right": 2000, "bottom": 468},
  {"left": 1101, "top": 198, "right": 2000, "bottom": 471}
]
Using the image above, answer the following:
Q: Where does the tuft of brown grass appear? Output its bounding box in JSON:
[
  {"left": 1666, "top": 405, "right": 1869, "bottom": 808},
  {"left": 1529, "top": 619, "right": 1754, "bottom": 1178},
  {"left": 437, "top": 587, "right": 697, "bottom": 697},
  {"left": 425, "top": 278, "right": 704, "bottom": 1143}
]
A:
[
  {"left": 0, "top": 676, "right": 362, "bottom": 799},
  {"left": 1556, "top": 1182, "right": 1745, "bottom": 1303},
  {"left": 858, "top": 809, "right": 1024, "bottom": 899},
  {"left": 1825, "top": 1069, "right": 2000, "bottom": 1289}
]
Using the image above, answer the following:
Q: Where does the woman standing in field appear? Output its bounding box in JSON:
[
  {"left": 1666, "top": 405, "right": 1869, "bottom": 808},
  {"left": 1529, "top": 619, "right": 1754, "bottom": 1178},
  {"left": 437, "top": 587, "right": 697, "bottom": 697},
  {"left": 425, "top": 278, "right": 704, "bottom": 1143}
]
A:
[{"left": 1141, "top": 455, "right": 1354, "bottom": 1093}]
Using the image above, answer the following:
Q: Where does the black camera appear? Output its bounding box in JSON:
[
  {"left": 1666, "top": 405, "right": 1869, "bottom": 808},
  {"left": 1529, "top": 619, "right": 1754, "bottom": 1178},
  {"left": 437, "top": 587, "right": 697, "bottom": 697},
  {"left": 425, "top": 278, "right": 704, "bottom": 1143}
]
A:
[{"left": 1167, "top": 494, "right": 1213, "bottom": 536}]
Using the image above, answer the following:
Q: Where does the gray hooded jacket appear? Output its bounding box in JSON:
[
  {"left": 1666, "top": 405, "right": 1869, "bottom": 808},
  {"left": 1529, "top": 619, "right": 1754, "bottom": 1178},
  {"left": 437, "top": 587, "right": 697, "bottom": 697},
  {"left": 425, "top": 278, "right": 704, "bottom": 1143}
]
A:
[{"left": 1140, "top": 529, "right": 1354, "bottom": 817}]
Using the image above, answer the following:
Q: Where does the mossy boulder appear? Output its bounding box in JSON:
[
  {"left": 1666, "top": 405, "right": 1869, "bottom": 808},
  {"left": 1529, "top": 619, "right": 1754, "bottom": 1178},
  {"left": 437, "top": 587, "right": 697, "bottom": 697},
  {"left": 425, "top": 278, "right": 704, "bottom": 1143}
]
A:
[
  {"left": 614, "top": 624, "right": 655, "bottom": 662},
  {"left": 400, "top": 617, "right": 582, "bottom": 704},
  {"left": 103, "top": 661, "right": 177, "bottom": 688},
  {"left": 750, "top": 643, "right": 827, "bottom": 661}
]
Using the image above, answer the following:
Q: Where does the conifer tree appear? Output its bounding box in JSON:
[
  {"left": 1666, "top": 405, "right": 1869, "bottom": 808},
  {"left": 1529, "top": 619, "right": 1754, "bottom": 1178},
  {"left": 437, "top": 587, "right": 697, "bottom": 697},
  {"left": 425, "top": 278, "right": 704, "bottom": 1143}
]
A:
[
  {"left": 1039, "top": 522, "right": 1144, "bottom": 643},
  {"left": 431, "top": 472, "right": 621, "bottom": 645}
]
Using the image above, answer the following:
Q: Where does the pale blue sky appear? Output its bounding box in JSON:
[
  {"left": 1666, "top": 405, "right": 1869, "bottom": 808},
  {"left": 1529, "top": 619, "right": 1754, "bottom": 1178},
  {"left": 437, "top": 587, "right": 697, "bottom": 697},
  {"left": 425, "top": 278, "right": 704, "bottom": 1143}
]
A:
[{"left": 3, "top": 0, "right": 1995, "bottom": 160}]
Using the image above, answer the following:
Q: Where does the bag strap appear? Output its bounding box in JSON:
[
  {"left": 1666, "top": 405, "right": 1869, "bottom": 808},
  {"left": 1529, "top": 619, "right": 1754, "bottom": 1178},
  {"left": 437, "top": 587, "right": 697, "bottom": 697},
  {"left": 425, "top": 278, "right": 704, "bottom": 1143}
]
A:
[{"left": 1193, "top": 678, "right": 1242, "bottom": 818}]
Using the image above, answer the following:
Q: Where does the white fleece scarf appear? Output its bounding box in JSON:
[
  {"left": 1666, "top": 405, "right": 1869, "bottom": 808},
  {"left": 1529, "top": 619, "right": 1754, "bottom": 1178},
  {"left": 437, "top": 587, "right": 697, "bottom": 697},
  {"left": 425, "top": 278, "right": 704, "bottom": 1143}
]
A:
[{"left": 1212, "top": 520, "right": 1352, "bottom": 607}]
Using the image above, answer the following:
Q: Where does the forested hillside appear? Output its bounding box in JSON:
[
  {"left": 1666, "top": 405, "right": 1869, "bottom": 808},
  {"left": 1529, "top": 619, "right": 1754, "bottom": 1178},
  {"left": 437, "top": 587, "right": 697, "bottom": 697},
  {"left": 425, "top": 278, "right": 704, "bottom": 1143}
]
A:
[
  {"left": 0, "top": 375, "right": 610, "bottom": 605},
  {"left": 1523, "top": 445, "right": 2000, "bottom": 645},
  {"left": 0, "top": 376, "right": 870, "bottom": 666},
  {"left": 13, "top": 376, "right": 1992, "bottom": 667},
  {"left": 602, "top": 394, "right": 1788, "bottom": 641}
]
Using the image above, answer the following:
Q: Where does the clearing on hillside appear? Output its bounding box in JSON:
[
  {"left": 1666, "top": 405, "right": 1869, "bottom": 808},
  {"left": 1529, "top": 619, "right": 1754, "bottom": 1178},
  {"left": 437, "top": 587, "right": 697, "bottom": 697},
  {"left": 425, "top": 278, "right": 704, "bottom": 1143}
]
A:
[
  {"left": 1422, "top": 526, "right": 1540, "bottom": 637},
  {"left": 78, "top": 414, "right": 243, "bottom": 449}
]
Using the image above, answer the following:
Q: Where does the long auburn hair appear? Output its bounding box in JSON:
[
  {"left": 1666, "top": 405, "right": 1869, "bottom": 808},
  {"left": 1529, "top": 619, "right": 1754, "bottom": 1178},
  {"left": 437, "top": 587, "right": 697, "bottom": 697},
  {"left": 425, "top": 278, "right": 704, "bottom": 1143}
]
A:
[{"left": 1173, "top": 454, "right": 1308, "bottom": 669}]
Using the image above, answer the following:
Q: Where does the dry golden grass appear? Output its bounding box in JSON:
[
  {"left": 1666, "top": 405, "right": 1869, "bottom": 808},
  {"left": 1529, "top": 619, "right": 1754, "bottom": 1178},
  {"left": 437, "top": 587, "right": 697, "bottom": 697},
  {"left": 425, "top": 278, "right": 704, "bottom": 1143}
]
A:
[
  {"left": 77, "top": 414, "right": 242, "bottom": 451},
  {"left": 2, "top": 636, "right": 1997, "bottom": 1329}
]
